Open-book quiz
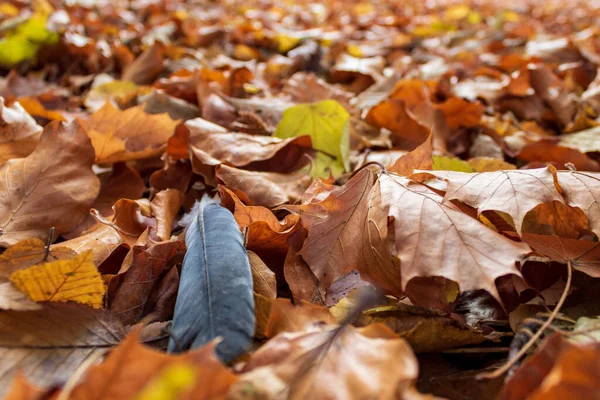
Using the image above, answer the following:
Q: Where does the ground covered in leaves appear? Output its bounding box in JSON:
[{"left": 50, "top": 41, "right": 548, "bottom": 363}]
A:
[{"left": 0, "top": 0, "right": 599, "bottom": 399}]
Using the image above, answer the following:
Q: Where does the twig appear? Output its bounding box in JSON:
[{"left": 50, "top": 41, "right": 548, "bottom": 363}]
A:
[
  {"left": 43, "top": 227, "right": 55, "bottom": 262},
  {"left": 477, "top": 260, "right": 572, "bottom": 380}
]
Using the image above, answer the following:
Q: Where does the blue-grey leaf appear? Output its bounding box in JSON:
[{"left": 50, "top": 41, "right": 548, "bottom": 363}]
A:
[{"left": 168, "top": 197, "right": 255, "bottom": 362}]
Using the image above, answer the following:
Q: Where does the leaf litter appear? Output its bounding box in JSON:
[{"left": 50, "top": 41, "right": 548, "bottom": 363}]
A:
[{"left": 0, "top": 0, "right": 599, "bottom": 399}]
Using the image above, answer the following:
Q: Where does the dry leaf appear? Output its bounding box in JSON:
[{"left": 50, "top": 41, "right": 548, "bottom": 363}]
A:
[
  {"left": 70, "top": 330, "right": 236, "bottom": 400},
  {"left": 10, "top": 250, "right": 105, "bottom": 308},
  {"left": 0, "top": 97, "right": 42, "bottom": 166},
  {"left": 248, "top": 250, "right": 276, "bottom": 299},
  {"left": 83, "top": 102, "right": 179, "bottom": 164},
  {"left": 0, "top": 121, "right": 100, "bottom": 246},
  {"left": 0, "top": 303, "right": 125, "bottom": 398}
]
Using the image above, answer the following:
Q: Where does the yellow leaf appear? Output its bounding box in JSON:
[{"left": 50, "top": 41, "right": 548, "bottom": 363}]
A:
[
  {"left": 432, "top": 155, "right": 474, "bottom": 172},
  {"left": 10, "top": 250, "right": 105, "bottom": 308},
  {"left": 274, "top": 33, "right": 301, "bottom": 53},
  {"left": 17, "top": 97, "right": 66, "bottom": 122},
  {"left": 468, "top": 157, "right": 517, "bottom": 172},
  {"left": 135, "top": 363, "right": 196, "bottom": 400},
  {"left": 274, "top": 100, "right": 350, "bottom": 178}
]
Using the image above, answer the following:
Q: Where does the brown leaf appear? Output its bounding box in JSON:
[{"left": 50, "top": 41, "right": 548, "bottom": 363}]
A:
[
  {"left": 122, "top": 42, "right": 166, "bottom": 85},
  {"left": 521, "top": 234, "right": 600, "bottom": 277},
  {"left": 83, "top": 102, "right": 179, "bottom": 164},
  {"left": 522, "top": 201, "right": 590, "bottom": 238},
  {"left": 248, "top": 250, "right": 276, "bottom": 299},
  {"left": 92, "top": 199, "right": 156, "bottom": 244},
  {"left": 498, "top": 335, "right": 600, "bottom": 400},
  {"left": 0, "top": 98, "right": 42, "bottom": 166},
  {"left": 109, "top": 240, "right": 186, "bottom": 325},
  {"left": 70, "top": 329, "right": 236, "bottom": 400},
  {"left": 365, "top": 98, "right": 430, "bottom": 149},
  {"left": 230, "top": 323, "right": 430, "bottom": 400},
  {"left": 0, "top": 303, "right": 126, "bottom": 398},
  {"left": 371, "top": 173, "right": 530, "bottom": 302},
  {"left": 0, "top": 121, "right": 100, "bottom": 246},
  {"left": 265, "top": 298, "right": 334, "bottom": 337},
  {"left": 283, "top": 249, "right": 323, "bottom": 305},
  {"left": 437, "top": 168, "right": 565, "bottom": 234},
  {"left": 435, "top": 97, "right": 484, "bottom": 129},
  {"left": 216, "top": 164, "right": 312, "bottom": 208},
  {"left": 285, "top": 169, "right": 376, "bottom": 295},
  {"left": 150, "top": 189, "right": 183, "bottom": 241},
  {"left": 388, "top": 133, "right": 433, "bottom": 175},
  {"left": 219, "top": 186, "right": 300, "bottom": 256},
  {"left": 59, "top": 224, "right": 128, "bottom": 267},
  {"left": 518, "top": 140, "right": 600, "bottom": 172},
  {"left": 555, "top": 171, "right": 600, "bottom": 236},
  {"left": 187, "top": 119, "right": 313, "bottom": 185},
  {"left": 149, "top": 159, "right": 193, "bottom": 192}
]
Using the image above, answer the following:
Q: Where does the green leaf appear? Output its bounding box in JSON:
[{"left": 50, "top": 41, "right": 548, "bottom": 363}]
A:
[
  {"left": 274, "top": 100, "right": 350, "bottom": 178},
  {"left": 0, "top": 14, "right": 59, "bottom": 67},
  {"left": 432, "top": 155, "right": 475, "bottom": 172}
]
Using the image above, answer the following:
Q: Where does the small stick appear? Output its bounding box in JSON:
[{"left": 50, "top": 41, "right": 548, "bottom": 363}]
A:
[
  {"left": 477, "top": 260, "right": 573, "bottom": 380},
  {"left": 43, "top": 227, "right": 55, "bottom": 262}
]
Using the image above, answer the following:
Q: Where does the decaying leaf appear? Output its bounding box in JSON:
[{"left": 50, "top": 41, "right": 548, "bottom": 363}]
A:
[
  {"left": 0, "top": 97, "right": 42, "bottom": 165},
  {"left": 0, "top": 121, "right": 100, "bottom": 246}
]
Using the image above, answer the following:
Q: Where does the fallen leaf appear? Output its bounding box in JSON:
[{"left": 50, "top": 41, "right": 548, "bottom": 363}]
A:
[
  {"left": 216, "top": 165, "right": 312, "bottom": 208},
  {"left": 0, "top": 121, "right": 100, "bottom": 246},
  {"left": 555, "top": 171, "right": 600, "bottom": 236},
  {"left": 0, "top": 97, "right": 42, "bottom": 165},
  {"left": 187, "top": 119, "right": 313, "bottom": 185},
  {"left": 274, "top": 100, "right": 350, "bottom": 177},
  {"left": 284, "top": 169, "right": 376, "bottom": 295},
  {"left": 0, "top": 282, "right": 42, "bottom": 311},
  {"left": 265, "top": 298, "right": 334, "bottom": 337},
  {"left": 0, "top": 303, "right": 125, "bottom": 398},
  {"left": 10, "top": 250, "right": 105, "bottom": 308},
  {"left": 4, "top": 372, "right": 47, "bottom": 400},
  {"left": 122, "top": 42, "right": 165, "bottom": 85},
  {"left": 248, "top": 250, "right": 276, "bottom": 299},
  {"left": 70, "top": 330, "right": 236, "bottom": 400},
  {"left": 59, "top": 224, "right": 127, "bottom": 267},
  {"left": 560, "top": 126, "right": 600, "bottom": 153},
  {"left": 150, "top": 189, "right": 184, "bottom": 241},
  {"left": 230, "top": 323, "right": 430, "bottom": 400},
  {"left": 83, "top": 102, "right": 179, "bottom": 164},
  {"left": 369, "top": 173, "right": 530, "bottom": 302},
  {"left": 518, "top": 140, "right": 600, "bottom": 171},
  {"left": 436, "top": 168, "right": 565, "bottom": 234},
  {"left": 468, "top": 157, "right": 517, "bottom": 172},
  {"left": 109, "top": 241, "right": 185, "bottom": 325},
  {"left": 388, "top": 134, "right": 433, "bottom": 175},
  {"left": 0, "top": 238, "right": 76, "bottom": 280}
]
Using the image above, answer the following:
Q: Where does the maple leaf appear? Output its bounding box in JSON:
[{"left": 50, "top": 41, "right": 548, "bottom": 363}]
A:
[
  {"left": 10, "top": 250, "right": 105, "bottom": 308},
  {"left": 0, "top": 121, "right": 100, "bottom": 246},
  {"left": 434, "top": 167, "right": 565, "bottom": 235},
  {"left": 83, "top": 102, "right": 179, "bottom": 164},
  {"left": 366, "top": 172, "right": 531, "bottom": 303}
]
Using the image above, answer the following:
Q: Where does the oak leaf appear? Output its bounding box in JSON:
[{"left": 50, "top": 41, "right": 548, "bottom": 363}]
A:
[
  {"left": 0, "top": 121, "right": 100, "bottom": 246},
  {"left": 83, "top": 102, "right": 179, "bottom": 164},
  {"left": 10, "top": 250, "right": 105, "bottom": 308}
]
